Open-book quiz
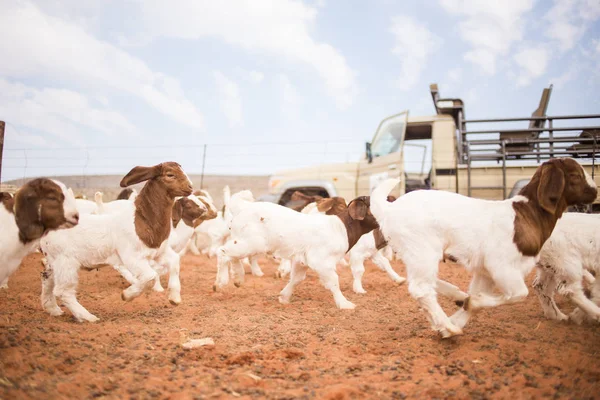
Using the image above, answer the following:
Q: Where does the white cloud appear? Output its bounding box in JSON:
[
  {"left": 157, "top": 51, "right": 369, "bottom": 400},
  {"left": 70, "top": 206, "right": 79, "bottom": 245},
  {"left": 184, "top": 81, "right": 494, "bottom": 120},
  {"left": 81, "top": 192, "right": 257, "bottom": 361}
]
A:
[
  {"left": 0, "top": 2, "right": 204, "bottom": 130},
  {"left": 130, "top": 0, "right": 357, "bottom": 109},
  {"left": 234, "top": 68, "right": 265, "bottom": 84},
  {"left": 213, "top": 71, "right": 243, "bottom": 128},
  {"left": 4, "top": 124, "right": 53, "bottom": 148},
  {"left": 0, "top": 79, "right": 137, "bottom": 145},
  {"left": 390, "top": 15, "right": 442, "bottom": 91},
  {"left": 544, "top": 0, "right": 600, "bottom": 52},
  {"left": 249, "top": 71, "right": 265, "bottom": 84},
  {"left": 513, "top": 47, "right": 550, "bottom": 87},
  {"left": 276, "top": 74, "right": 302, "bottom": 119},
  {"left": 549, "top": 65, "right": 580, "bottom": 89},
  {"left": 440, "top": 0, "right": 534, "bottom": 74}
]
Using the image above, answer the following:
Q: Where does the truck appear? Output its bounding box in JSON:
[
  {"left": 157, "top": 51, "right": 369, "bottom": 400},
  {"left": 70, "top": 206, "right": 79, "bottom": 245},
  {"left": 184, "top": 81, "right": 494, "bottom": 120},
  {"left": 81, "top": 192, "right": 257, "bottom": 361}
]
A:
[{"left": 262, "top": 83, "right": 600, "bottom": 211}]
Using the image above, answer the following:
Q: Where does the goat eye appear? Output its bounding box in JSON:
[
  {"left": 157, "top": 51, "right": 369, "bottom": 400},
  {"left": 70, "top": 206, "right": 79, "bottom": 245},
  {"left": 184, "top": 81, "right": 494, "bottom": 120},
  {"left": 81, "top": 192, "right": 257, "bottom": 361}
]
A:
[{"left": 167, "top": 174, "right": 175, "bottom": 178}]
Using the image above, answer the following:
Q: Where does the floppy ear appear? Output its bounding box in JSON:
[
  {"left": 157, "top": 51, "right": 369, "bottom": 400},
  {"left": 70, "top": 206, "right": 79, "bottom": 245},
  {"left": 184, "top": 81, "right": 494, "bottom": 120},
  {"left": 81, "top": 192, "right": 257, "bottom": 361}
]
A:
[
  {"left": 120, "top": 165, "right": 162, "bottom": 187},
  {"left": 14, "top": 190, "right": 44, "bottom": 242},
  {"left": 537, "top": 162, "right": 566, "bottom": 214},
  {"left": 290, "top": 191, "right": 309, "bottom": 202},
  {"left": 171, "top": 199, "right": 183, "bottom": 226},
  {"left": 316, "top": 198, "right": 335, "bottom": 213},
  {"left": 348, "top": 199, "right": 368, "bottom": 220}
]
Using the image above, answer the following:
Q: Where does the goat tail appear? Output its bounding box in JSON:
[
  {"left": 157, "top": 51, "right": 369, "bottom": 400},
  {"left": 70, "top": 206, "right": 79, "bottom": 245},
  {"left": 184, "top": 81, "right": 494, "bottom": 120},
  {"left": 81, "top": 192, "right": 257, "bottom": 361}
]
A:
[
  {"left": 370, "top": 179, "right": 400, "bottom": 223},
  {"left": 94, "top": 192, "right": 105, "bottom": 214},
  {"left": 223, "top": 186, "right": 231, "bottom": 209}
]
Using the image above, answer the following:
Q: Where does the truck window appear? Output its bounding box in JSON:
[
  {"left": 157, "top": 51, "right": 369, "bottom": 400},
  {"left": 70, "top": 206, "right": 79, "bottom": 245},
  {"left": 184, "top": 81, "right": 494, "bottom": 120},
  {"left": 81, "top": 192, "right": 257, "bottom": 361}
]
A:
[{"left": 371, "top": 115, "right": 406, "bottom": 157}]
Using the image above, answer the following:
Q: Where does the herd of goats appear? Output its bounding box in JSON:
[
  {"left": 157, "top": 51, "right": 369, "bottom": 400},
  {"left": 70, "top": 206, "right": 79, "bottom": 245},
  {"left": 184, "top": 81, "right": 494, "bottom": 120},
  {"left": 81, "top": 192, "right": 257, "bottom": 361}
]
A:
[{"left": 1, "top": 157, "right": 599, "bottom": 338}]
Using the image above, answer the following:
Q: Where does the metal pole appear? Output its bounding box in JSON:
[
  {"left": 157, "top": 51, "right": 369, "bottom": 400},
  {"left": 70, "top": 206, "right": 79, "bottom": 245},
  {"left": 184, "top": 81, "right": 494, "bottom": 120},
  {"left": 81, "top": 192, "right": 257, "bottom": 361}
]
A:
[
  {"left": 0, "top": 121, "right": 5, "bottom": 184},
  {"left": 200, "top": 144, "right": 207, "bottom": 189}
]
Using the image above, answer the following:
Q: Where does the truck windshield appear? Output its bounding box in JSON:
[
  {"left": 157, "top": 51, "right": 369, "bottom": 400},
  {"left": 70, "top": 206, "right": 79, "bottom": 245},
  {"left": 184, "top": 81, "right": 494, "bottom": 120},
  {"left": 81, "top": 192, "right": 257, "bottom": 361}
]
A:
[{"left": 371, "top": 114, "right": 406, "bottom": 157}]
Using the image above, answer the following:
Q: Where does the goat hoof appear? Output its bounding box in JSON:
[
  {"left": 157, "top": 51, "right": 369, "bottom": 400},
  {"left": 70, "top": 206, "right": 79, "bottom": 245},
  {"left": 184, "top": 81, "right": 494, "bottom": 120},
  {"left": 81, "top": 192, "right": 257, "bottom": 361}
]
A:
[
  {"left": 169, "top": 299, "right": 181, "bottom": 306},
  {"left": 74, "top": 314, "right": 100, "bottom": 323},
  {"left": 455, "top": 300, "right": 464, "bottom": 307},
  {"left": 353, "top": 287, "right": 367, "bottom": 294},
  {"left": 394, "top": 277, "right": 406, "bottom": 285},
  {"left": 212, "top": 284, "right": 217, "bottom": 292},
  {"left": 278, "top": 295, "right": 290, "bottom": 304},
  {"left": 439, "top": 328, "right": 463, "bottom": 339},
  {"left": 338, "top": 301, "right": 356, "bottom": 310},
  {"left": 45, "top": 306, "right": 64, "bottom": 316},
  {"left": 233, "top": 281, "right": 242, "bottom": 288}
]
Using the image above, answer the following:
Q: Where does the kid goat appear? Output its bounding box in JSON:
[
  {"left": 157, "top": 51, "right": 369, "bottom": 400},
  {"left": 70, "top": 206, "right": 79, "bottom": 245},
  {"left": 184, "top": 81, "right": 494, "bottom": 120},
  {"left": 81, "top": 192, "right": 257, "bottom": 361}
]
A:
[
  {"left": 0, "top": 180, "right": 79, "bottom": 285},
  {"left": 533, "top": 212, "right": 600, "bottom": 324},
  {"left": 371, "top": 158, "right": 597, "bottom": 338},
  {"left": 40, "top": 162, "right": 193, "bottom": 322},
  {"left": 216, "top": 192, "right": 379, "bottom": 309}
]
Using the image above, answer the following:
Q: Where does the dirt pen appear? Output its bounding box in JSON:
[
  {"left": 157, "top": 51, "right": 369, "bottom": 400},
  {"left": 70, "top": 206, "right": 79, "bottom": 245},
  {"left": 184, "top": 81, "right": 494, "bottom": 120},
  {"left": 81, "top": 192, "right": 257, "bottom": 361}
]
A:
[{"left": 1, "top": 253, "right": 599, "bottom": 399}]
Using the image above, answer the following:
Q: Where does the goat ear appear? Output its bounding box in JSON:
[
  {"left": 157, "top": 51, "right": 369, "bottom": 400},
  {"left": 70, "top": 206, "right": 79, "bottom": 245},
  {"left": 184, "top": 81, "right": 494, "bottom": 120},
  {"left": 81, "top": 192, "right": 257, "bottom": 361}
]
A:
[
  {"left": 172, "top": 199, "right": 183, "bottom": 226},
  {"left": 120, "top": 165, "right": 162, "bottom": 187},
  {"left": 316, "top": 198, "right": 334, "bottom": 213},
  {"left": 14, "top": 190, "right": 44, "bottom": 242},
  {"left": 537, "top": 162, "right": 566, "bottom": 214},
  {"left": 348, "top": 199, "right": 367, "bottom": 220}
]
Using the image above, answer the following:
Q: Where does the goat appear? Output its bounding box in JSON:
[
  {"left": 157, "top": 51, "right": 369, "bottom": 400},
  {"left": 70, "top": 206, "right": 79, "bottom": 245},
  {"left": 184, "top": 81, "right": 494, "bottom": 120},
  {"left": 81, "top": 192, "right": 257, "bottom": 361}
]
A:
[
  {"left": 215, "top": 192, "right": 379, "bottom": 309},
  {"left": 113, "top": 194, "right": 217, "bottom": 292},
  {"left": 0, "top": 180, "right": 79, "bottom": 286},
  {"left": 40, "top": 162, "right": 193, "bottom": 322},
  {"left": 371, "top": 158, "right": 598, "bottom": 338},
  {"left": 533, "top": 212, "right": 600, "bottom": 323}
]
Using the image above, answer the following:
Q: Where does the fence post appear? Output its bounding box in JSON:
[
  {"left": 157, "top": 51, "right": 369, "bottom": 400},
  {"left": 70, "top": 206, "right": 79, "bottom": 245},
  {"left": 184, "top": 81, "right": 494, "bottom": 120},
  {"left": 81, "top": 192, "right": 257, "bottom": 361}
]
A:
[
  {"left": 0, "top": 121, "right": 5, "bottom": 184},
  {"left": 200, "top": 144, "right": 207, "bottom": 189}
]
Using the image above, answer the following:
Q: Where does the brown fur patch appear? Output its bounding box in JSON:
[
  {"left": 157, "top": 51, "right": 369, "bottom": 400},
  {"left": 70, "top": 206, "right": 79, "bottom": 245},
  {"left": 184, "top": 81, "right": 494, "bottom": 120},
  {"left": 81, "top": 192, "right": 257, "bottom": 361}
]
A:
[
  {"left": 172, "top": 197, "right": 206, "bottom": 228},
  {"left": 14, "top": 179, "right": 69, "bottom": 244},
  {"left": 316, "top": 197, "right": 347, "bottom": 216},
  {"left": 116, "top": 188, "right": 135, "bottom": 200},
  {"left": 122, "top": 162, "right": 194, "bottom": 248},
  {"left": 288, "top": 191, "right": 324, "bottom": 212},
  {"left": 513, "top": 158, "right": 598, "bottom": 256},
  {"left": 1, "top": 192, "right": 14, "bottom": 214},
  {"left": 336, "top": 196, "right": 380, "bottom": 252}
]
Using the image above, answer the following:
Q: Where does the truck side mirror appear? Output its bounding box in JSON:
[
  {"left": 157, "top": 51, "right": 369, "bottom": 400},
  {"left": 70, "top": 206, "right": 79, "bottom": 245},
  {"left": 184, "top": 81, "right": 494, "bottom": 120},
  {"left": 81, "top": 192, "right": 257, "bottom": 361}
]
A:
[{"left": 365, "top": 142, "right": 373, "bottom": 164}]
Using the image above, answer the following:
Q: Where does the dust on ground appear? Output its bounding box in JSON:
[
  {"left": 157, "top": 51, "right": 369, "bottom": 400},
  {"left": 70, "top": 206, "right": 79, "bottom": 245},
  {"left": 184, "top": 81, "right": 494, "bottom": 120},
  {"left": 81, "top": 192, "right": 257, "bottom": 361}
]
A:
[{"left": 1, "top": 253, "right": 599, "bottom": 399}]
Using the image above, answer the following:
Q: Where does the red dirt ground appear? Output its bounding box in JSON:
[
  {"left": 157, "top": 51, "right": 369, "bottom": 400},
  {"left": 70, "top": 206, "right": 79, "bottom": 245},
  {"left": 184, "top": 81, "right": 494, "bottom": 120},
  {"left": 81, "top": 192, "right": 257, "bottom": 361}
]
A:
[{"left": 1, "top": 253, "right": 599, "bottom": 399}]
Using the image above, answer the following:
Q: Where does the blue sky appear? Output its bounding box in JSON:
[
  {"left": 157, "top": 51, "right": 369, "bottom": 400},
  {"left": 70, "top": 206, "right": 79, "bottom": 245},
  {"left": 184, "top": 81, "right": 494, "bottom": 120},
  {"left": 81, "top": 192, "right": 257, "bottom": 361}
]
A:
[{"left": 1, "top": 0, "right": 599, "bottom": 182}]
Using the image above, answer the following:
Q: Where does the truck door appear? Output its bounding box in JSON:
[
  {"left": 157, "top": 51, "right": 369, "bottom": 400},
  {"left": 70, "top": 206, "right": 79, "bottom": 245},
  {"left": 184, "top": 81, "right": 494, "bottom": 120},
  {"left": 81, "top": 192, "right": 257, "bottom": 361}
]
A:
[{"left": 356, "top": 111, "right": 408, "bottom": 196}]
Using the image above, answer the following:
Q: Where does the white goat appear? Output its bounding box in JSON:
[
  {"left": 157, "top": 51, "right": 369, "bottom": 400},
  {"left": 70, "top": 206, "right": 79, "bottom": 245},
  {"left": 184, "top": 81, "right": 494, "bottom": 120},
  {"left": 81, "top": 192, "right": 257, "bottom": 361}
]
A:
[
  {"left": 215, "top": 191, "right": 379, "bottom": 309},
  {"left": 371, "top": 158, "right": 598, "bottom": 338},
  {"left": 533, "top": 212, "right": 600, "bottom": 323},
  {"left": 275, "top": 196, "right": 405, "bottom": 293},
  {"left": 0, "top": 180, "right": 79, "bottom": 286},
  {"left": 40, "top": 162, "right": 194, "bottom": 322}
]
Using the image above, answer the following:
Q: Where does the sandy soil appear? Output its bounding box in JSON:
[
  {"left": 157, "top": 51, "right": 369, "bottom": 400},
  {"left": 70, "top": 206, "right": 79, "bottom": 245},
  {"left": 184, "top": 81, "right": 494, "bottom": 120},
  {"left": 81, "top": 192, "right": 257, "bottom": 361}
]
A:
[{"left": 1, "top": 253, "right": 599, "bottom": 399}]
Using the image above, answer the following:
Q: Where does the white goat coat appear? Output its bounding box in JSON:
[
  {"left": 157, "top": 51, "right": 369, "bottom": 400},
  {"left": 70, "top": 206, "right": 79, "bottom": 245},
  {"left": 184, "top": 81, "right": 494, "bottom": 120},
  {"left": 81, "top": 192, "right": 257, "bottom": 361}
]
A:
[
  {"left": 533, "top": 212, "right": 600, "bottom": 323},
  {"left": 538, "top": 213, "right": 600, "bottom": 274},
  {"left": 41, "top": 202, "right": 168, "bottom": 270},
  {"left": 225, "top": 201, "right": 349, "bottom": 264},
  {"left": 0, "top": 206, "right": 40, "bottom": 283},
  {"left": 75, "top": 199, "right": 98, "bottom": 215},
  {"left": 373, "top": 190, "right": 537, "bottom": 279}
]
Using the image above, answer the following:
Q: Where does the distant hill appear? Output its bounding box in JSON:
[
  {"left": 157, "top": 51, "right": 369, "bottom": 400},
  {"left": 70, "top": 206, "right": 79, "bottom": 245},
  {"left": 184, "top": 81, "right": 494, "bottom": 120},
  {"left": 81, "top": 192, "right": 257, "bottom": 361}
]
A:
[{"left": 4, "top": 174, "right": 270, "bottom": 207}]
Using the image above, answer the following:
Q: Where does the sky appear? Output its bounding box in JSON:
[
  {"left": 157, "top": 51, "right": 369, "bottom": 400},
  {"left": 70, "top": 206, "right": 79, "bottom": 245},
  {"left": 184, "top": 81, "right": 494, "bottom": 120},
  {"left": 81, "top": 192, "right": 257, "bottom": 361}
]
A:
[{"left": 1, "top": 0, "right": 599, "bottom": 183}]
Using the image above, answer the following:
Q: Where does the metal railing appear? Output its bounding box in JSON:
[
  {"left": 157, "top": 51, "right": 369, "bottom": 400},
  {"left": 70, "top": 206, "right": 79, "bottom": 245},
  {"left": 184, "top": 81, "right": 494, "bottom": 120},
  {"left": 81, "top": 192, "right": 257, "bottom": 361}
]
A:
[{"left": 460, "top": 114, "right": 600, "bottom": 198}]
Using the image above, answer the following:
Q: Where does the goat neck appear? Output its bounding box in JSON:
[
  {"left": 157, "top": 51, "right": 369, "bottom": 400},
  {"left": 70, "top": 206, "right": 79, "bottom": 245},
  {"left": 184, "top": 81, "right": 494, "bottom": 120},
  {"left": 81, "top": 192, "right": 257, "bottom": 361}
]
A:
[{"left": 134, "top": 179, "right": 175, "bottom": 248}]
